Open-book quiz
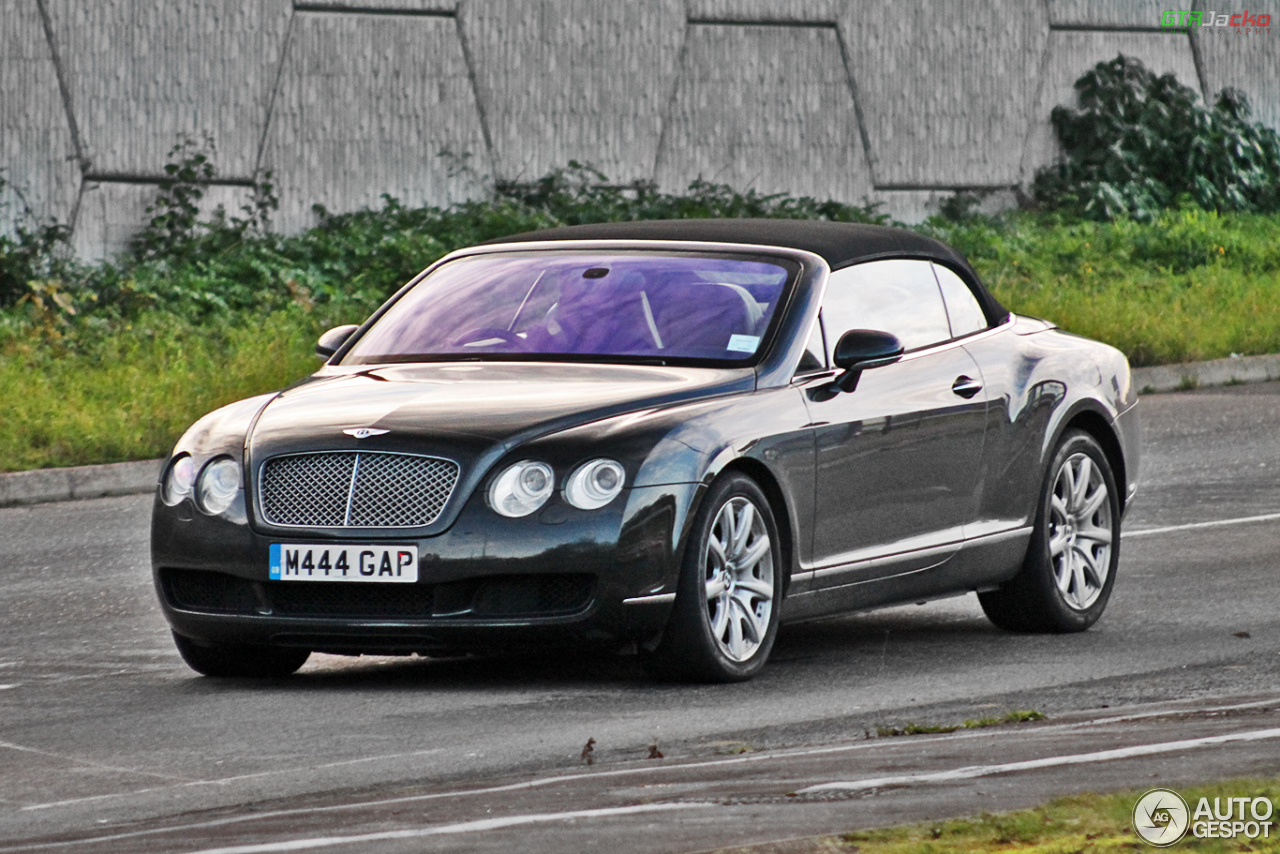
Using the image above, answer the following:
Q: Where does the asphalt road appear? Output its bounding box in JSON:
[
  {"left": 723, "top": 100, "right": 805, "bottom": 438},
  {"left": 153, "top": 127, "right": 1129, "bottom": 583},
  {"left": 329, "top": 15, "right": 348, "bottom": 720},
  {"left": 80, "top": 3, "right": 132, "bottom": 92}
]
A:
[{"left": 1, "top": 383, "right": 1279, "bottom": 852}]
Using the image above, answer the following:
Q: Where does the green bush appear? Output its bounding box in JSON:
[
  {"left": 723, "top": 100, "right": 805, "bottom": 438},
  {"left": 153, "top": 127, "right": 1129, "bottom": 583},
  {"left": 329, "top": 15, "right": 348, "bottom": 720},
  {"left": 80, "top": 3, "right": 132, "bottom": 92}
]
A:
[
  {"left": 1034, "top": 55, "right": 1280, "bottom": 220},
  {"left": 0, "top": 171, "right": 76, "bottom": 309},
  {"left": 1, "top": 159, "right": 888, "bottom": 325}
]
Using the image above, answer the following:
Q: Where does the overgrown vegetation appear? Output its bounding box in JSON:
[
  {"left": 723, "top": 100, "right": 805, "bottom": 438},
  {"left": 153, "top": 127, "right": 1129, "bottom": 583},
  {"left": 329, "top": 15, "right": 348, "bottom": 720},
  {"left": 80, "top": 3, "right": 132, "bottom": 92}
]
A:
[
  {"left": 3, "top": 111, "right": 1280, "bottom": 470},
  {"left": 875, "top": 709, "right": 1046, "bottom": 737},
  {"left": 1035, "top": 55, "right": 1280, "bottom": 220},
  {"left": 0, "top": 172, "right": 75, "bottom": 310},
  {"left": 715, "top": 776, "right": 1280, "bottom": 853},
  {"left": 0, "top": 155, "right": 896, "bottom": 471}
]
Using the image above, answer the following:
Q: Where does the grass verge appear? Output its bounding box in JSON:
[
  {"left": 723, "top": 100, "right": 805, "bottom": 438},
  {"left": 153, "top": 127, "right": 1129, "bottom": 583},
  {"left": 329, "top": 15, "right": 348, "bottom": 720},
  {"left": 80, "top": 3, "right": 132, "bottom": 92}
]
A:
[
  {"left": 0, "top": 306, "right": 333, "bottom": 471},
  {"left": 714, "top": 776, "right": 1280, "bottom": 853},
  {"left": 935, "top": 210, "right": 1280, "bottom": 368},
  {"left": 3, "top": 176, "right": 1280, "bottom": 472}
]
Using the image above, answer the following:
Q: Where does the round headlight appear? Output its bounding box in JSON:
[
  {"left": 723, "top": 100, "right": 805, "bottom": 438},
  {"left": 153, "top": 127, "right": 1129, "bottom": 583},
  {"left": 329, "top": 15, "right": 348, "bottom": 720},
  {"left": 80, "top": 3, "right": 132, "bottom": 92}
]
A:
[
  {"left": 161, "top": 454, "right": 196, "bottom": 506},
  {"left": 564, "top": 459, "right": 625, "bottom": 510},
  {"left": 196, "top": 456, "right": 241, "bottom": 516},
  {"left": 488, "top": 460, "right": 555, "bottom": 518}
]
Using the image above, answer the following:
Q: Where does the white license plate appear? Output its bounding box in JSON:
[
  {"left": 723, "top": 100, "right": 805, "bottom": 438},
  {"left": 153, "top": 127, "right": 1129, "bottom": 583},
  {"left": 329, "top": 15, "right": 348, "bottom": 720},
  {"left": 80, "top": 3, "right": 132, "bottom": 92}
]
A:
[{"left": 269, "top": 544, "right": 418, "bottom": 583}]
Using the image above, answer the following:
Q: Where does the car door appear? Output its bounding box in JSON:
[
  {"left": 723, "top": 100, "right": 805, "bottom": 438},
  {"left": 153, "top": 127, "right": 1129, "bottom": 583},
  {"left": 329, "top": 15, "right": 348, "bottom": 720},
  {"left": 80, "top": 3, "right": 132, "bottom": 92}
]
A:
[
  {"left": 800, "top": 259, "right": 990, "bottom": 587},
  {"left": 932, "top": 261, "right": 1047, "bottom": 545}
]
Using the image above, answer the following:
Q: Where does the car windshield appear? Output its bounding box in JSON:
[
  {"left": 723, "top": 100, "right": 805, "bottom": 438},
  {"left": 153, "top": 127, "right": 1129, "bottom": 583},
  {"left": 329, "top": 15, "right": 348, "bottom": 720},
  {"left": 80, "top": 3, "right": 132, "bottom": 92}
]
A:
[{"left": 341, "top": 251, "right": 797, "bottom": 365}]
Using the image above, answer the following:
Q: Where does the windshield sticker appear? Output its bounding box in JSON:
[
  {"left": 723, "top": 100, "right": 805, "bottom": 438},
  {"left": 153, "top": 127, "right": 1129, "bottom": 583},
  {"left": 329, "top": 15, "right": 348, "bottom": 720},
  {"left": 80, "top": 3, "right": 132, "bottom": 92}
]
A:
[{"left": 727, "top": 334, "right": 760, "bottom": 353}]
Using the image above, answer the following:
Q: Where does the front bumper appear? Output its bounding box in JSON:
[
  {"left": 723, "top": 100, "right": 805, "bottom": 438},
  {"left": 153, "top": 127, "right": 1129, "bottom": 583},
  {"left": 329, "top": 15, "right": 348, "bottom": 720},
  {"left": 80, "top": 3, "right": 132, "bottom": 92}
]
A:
[{"left": 151, "top": 483, "right": 698, "bottom": 654}]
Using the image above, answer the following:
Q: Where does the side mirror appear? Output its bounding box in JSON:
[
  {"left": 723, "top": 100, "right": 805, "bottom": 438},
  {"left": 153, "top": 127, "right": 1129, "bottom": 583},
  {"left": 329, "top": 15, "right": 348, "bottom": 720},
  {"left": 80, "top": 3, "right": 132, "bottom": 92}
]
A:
[
  {"left": 315, "top": 324, "right": 360, "bottom": 359},
  {"left": 831, "top": 329, "right": 903, "bottom": 393}
]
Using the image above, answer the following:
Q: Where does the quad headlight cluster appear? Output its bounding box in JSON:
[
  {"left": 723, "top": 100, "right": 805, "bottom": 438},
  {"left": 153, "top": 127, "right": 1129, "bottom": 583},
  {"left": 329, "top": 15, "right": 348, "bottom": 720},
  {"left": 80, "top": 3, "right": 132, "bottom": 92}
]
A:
[
  {"left": 488, "top": 458, "right": 626, "bottom": 518},
  {"left": 161, "top": 453, "right": 242, "bottom": 516}
]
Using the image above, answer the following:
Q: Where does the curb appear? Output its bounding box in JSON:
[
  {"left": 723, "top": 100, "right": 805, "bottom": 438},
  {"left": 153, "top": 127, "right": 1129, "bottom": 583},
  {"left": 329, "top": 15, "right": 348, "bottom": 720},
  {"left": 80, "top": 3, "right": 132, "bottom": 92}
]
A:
[
  {"left": 0, "top": 459, "right": 162, "bottom": 510},
  {"left": 2, "top": 355, "right": 1277, "bottom": 510},
  {"left": 1130, "top": 352, "right": 1280, "bottom": 394}
]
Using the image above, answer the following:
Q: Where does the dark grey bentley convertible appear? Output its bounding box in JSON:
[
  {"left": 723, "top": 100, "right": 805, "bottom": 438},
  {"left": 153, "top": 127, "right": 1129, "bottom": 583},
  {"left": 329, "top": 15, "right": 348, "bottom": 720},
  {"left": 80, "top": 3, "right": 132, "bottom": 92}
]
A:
[{"left": 152, "top": 219, "right": 1139, "bottom": 682}]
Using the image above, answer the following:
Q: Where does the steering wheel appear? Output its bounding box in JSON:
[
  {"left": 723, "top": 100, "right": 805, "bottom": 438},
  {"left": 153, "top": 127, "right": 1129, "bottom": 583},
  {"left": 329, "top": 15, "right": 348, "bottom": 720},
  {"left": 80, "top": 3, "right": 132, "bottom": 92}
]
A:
[{"left": 450, "top": 327, "right": 525, "bottom": 349}]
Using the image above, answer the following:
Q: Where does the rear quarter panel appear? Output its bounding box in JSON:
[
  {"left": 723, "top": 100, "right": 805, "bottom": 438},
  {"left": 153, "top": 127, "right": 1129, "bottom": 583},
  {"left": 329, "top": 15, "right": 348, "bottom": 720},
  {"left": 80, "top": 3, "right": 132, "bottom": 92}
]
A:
[{"left": 962, "top": 319, "right": 1138, "bottom": 535}]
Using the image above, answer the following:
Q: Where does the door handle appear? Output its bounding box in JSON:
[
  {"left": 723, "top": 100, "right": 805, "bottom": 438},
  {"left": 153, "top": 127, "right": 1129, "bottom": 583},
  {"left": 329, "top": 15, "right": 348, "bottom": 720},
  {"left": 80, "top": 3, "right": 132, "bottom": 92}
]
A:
[{"left": 952, "top": 376, "right": 983, "bottom": 399}]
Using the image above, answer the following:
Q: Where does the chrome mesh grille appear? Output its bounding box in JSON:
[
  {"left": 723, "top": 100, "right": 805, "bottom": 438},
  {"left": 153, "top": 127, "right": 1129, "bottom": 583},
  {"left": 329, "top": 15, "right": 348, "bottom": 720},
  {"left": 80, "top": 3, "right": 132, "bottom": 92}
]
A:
[{"left": 260, "top": 452, "right": 459, "bottom": 528}]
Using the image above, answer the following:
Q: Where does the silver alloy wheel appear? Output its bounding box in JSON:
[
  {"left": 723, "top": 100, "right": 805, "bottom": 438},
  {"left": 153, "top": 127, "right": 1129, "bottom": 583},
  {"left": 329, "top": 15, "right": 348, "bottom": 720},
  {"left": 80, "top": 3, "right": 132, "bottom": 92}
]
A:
[
  {"left": 703, "top": 496, "right": 775, "bottom": 662},
  {"left": 1048, "top": 451, "right": 1113, "bottom": 611}
]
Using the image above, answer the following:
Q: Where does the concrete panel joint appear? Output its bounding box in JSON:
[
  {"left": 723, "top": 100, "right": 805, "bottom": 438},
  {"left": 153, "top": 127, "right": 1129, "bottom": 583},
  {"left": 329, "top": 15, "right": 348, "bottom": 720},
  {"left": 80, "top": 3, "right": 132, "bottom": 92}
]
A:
[
  {"left": 687, "top": 18, "right": 837, "bottom": 27},
  {"left": 294, "top": 4, "right": 456, "bottom": 17},
  {"left": 33, "top": 0, "right": 86, "bottom": 174}
]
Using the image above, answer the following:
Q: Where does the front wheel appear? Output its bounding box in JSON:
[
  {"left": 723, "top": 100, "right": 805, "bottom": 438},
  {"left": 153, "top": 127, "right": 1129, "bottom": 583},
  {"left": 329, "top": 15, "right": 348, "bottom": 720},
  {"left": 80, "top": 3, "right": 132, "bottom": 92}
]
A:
[
  {"left": 172, "top": 632, "right": 310, "bottom": 678},
  {"left": 979, "top": 429, "right": 1120, "bottom": 633},
  {"left": 643, "top": 473, "right": 782, "bottom": 682}
]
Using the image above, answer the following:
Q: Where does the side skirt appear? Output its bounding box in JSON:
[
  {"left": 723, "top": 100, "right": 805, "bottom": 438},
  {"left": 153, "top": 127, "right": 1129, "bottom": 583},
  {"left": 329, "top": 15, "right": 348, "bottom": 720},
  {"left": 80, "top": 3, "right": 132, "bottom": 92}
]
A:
[{"left": 780, "top": 527, "right": 1031, "bottom": 622}]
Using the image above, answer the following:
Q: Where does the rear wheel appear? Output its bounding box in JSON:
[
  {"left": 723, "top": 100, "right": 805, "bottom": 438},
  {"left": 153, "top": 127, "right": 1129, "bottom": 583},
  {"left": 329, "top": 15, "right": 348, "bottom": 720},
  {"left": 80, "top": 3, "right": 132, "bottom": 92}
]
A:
[
  {"left": 979, "top": 429, "right": 1120, "bottom": 632},
  {"left": 644, "top": 473, "right": 781, "bottom": 682},
  {"left": 172, "top": 632, "right": 310, "bottom": 678}
]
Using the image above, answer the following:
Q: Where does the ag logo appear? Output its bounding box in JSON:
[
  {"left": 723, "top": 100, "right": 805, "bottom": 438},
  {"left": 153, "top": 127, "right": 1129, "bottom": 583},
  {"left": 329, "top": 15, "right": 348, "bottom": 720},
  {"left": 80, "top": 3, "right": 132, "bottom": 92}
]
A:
[{"left": 1134, "top": 788, "right": 1190, "bottom": 847}]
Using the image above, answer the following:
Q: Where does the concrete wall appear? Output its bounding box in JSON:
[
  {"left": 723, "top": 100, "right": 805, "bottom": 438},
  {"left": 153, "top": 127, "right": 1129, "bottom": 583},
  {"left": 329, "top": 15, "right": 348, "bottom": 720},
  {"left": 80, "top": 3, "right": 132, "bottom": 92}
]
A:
[{"left": 2, "top": 0, "right": 1277, "bottom": 259}]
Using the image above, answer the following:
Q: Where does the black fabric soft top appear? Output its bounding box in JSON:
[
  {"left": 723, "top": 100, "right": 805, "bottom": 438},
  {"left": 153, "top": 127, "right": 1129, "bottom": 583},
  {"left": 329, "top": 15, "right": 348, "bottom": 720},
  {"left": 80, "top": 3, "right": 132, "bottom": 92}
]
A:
[
  {"left": 480, "top": 218, "right": 1007, "bottom": 323},
  {"left": 482, "top": 218, "right": 958, "bottom": 270}
]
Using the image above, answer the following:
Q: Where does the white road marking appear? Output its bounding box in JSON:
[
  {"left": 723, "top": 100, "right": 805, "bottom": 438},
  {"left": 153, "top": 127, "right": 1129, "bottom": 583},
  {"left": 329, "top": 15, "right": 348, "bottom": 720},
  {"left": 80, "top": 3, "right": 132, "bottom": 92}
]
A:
[
  {"left": 799, "top": 726, "right": 1280, "bottom": 794},
  {"left": 183, "top": 803, "right": 712, "bottom": 854},
  {"left": 0, "top": 741, "right": 187, "bottom": 782},
  {"left": 1068, "top": 697, "right": 1277, "bottom": 727},
  {"left": 19, "top": 749, "right": 447, "bottom": 811},
  {"left": 7, "top": 698, "right": 1277, "bottom": 851},
  {"left": 1125, "top": 511, "right": 1280, "bottom": 538}
]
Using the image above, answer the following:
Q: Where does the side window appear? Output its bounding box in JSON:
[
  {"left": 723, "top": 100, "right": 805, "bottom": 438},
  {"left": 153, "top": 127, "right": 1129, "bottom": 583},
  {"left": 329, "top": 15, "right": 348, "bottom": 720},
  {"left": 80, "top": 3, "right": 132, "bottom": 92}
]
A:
[
  {"left": 933, "top": 264, "right": 989, "bottom": 338},
  {"left": 822, "top": 259, "right": 951, "bottom": 354}
]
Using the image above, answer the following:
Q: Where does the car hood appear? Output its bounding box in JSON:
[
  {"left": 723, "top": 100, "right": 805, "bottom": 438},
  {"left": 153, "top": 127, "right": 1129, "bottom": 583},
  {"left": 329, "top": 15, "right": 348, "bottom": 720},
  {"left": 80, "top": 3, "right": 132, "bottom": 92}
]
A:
[{"left": 248, "top": 361, "right": 753, "bottom": 469}]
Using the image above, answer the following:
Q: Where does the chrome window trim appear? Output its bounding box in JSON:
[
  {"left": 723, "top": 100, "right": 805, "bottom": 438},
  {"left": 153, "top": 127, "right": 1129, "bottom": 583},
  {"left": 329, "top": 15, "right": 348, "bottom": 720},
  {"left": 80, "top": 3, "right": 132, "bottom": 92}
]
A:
[
  {"left": 430, "top": 238, "right": 829, "bottom": 271},
  {"left": 795, "top": 311, "right": 1012, "bottom": 384},
  {"left": 895, "top": 313, "right": 1013, "bottom": 363}
]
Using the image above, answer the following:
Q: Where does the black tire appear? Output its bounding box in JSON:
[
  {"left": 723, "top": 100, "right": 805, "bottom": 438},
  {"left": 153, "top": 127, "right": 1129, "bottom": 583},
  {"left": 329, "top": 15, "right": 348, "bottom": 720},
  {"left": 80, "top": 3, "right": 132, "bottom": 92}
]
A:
[
  {"left": 980, "top": 429, "right": 1121, "bottom": 633},
  {"left": 643, "top": 473, "right": 782, "bottom": 682},
  {"left": 172, "top": 632, "right": 310, "bottom": 678}
]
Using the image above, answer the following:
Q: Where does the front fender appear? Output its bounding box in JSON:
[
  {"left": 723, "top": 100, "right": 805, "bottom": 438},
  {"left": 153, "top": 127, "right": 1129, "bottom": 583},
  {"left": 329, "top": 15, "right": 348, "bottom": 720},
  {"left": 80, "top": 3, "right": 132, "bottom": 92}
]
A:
[
  {"left": 170, "top": 392, "right": 277, "bottom": 460},
  {"left": 524, "top": 384, "right": 816, "bottom": 581}
]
